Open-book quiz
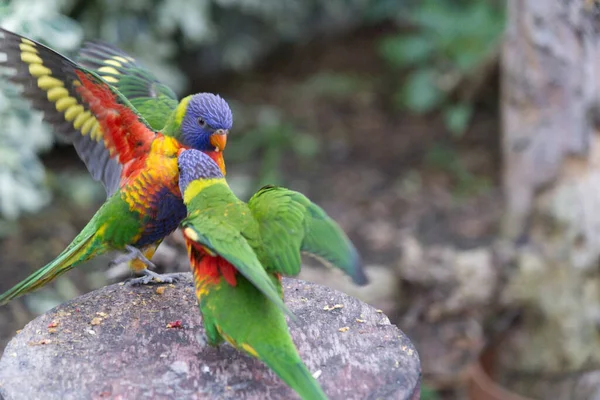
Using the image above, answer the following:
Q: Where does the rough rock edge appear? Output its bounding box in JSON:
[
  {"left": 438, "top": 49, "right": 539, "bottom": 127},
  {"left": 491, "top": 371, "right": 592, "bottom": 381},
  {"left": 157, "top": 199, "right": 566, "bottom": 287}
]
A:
[{"left": 0, "top": 274, "right": 420, "bottom": 400}]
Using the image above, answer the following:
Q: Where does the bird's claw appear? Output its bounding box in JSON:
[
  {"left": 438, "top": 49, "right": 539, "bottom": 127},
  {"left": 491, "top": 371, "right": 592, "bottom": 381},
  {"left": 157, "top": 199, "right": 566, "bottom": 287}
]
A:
[
  {"left": 126, "top": 271, "right": 181, "bottom": 286},
  {"left": 110, "top": 245, "right": 157, "bottom": 269},
  {"left": 126, "top": 275, "right": 155, "bottom": 286}
]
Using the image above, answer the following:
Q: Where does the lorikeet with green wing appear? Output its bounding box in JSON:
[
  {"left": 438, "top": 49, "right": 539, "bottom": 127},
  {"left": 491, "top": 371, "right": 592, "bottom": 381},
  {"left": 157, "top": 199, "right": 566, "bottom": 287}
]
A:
[
  {"left": 75, "top": 40, "right": 228, "bottom": 273},
  {"left": 0, "top": 29, "right": 232, "bottom": 305},
  {"left": 177, "top": 149, "right": 368, "bottom": 400}
]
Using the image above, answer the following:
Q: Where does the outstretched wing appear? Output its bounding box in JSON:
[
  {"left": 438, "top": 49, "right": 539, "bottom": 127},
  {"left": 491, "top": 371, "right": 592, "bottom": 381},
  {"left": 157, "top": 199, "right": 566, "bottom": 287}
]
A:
[
  {"left": 180, "top": 182, "right": 291, "bottom": 315},
  {"left": 77, "top": 41, "right": 178, "bottom": 130},
  {"left": 248, "top": 185, "right": 368, "bottom": 285},
  {"left": 181, "top": 212, "right": 293, "bottom": 318},
  {"left": 0, "top": 28, "right": 156, "bottom": 196}
]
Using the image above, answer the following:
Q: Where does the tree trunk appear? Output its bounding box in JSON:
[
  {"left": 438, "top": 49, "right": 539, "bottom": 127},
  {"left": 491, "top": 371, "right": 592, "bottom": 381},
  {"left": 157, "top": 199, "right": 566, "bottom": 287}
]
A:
[{"left": 501, "top": 0, "right": 600, "bottom": 398}]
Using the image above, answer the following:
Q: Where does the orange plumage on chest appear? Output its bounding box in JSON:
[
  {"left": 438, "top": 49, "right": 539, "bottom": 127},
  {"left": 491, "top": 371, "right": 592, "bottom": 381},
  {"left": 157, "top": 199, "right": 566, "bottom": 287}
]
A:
[{"left": 186, "top": 238, "right": 238, "bottom": 299}]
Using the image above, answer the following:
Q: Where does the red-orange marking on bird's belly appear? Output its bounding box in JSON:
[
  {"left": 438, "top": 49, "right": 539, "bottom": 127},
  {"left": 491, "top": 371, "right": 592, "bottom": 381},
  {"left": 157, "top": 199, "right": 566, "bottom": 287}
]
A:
[
  {"left": 218, "top": 257, "right": 238, "bottom": 287},
  {"left": 186, "top": 239, "right": 238, "bottom": 291}
]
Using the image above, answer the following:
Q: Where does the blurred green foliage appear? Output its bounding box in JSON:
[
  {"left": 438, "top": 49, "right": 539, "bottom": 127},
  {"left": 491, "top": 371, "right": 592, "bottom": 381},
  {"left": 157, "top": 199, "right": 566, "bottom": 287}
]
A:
[
  {"left": 379, "top": 0, "right": 504, "bottom": 135},
  {"left": 0, "top": 0, "right": 407, "bottom": 221},
  {"left": 0, "top": 0, "right": 504, "bottom": 219},
  {"left": 73, "top": 0, "right": 405, "bottom": 90},
  {"left": 426, "top": 143, "right": 491, "bottom": 198},
  {"left": 420, "top": 385, "right": 441, "bottom": 400},
  {"left": 302, "top": 72, "right": 370, "bottom": 99},
  {"left": 227, "top": 106, "right": 319, "bottom": 188}
]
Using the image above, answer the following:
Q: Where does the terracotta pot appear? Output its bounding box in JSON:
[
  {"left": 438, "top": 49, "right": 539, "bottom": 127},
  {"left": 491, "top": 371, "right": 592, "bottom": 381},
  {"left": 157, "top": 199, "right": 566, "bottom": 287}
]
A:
[{"left": 467, "top": 343, "right": 533, "bottom": 400}]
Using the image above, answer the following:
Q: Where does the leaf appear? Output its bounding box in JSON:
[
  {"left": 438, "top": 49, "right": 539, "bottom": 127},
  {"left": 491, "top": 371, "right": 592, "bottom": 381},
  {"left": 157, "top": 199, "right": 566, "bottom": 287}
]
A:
[
  {"left": 292, "top": 133, "right": 320, "bottom": 159},
  {"left": 407, "top": 0, "right": 505, "bottom": 73},
  {"left": 303, "top": 72, "right": 365, "bottom": 98},
  {"left": 379, "top": 35, "right": 434, "bottom": 68},
  {"left": 420, "top": 384, "right": 441, "bottom": 400},
  {"left": 364, "top": 0, "right": 409, "bottom": 22},
  {"left": 444, "top": 103, "right": 473, "bottom": 137},
  {"left": 411, "top": 1, "right": 457, "bottom": 35},
  {"left": 425, "top": 143, "right": 460, "bottom": 172},
  {"left": 397, "top": 69, "right": 442, "bottom": 113}
]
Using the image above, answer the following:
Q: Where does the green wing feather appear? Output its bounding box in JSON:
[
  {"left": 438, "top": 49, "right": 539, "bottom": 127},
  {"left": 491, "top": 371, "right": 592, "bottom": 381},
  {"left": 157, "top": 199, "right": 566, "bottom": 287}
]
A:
[
  {"left": 202, "top": 277, "right": 327, "bottom": 400},
  {"left": 77, "top": 41, "right": 178, "bottom": 130},
  {"left": 248, "top": 187, "right": 305, "bottom": 276},
  {"left": 181, "top": 211, "right": 293, "bottom": 318},
  {"left": 249, "top": 185, "right": 368, "bottom": 285}
]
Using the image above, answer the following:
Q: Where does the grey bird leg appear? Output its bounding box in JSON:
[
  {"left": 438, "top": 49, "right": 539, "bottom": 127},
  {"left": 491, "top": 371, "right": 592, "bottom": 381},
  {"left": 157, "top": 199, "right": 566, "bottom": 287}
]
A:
[
  {"left": 109, "top": 245, "right": 181, "bottom": 286},
  {"left": 109, "top": 245, "right": 157, "bottom": 269},
  {"left": 127, "top": 270, "right": 182, "bottom": 286}
]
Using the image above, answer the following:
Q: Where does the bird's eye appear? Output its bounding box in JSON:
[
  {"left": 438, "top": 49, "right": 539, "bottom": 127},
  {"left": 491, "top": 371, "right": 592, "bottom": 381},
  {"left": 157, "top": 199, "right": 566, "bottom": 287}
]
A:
[{"left": 197, "top": 118, "right": 206, "bottom": 127}]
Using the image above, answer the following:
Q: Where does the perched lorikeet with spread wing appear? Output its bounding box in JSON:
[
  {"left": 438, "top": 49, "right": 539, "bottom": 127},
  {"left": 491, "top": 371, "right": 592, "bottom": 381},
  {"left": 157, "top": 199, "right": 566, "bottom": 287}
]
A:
[
  {"left": 0, "top": 29, "right": 232, "bottom": 305},
  {"left": 177, "top": 149, "right": 368, "bottom": 400},
  {"left": 75, "top": 40, "right": 227, "bottom": 274}
]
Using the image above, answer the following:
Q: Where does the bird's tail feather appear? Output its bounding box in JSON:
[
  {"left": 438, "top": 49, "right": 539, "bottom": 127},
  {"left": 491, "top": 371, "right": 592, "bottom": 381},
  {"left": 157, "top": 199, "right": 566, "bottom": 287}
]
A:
[
  {"left": 257, "top": 346, "right": 328, "bottom": 400},
  {"left": 0, "top": 232, "right": 96, "bottom": 305}
]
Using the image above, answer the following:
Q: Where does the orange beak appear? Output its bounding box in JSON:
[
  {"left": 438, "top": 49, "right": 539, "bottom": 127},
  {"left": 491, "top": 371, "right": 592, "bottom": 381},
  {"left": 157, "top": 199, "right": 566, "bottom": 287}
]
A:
[
  {"left": 209, "top": 129, "right": 228, "bottom": 152},
  {"left": 211, "top": 151, "right": 226, "bottom": 176}
]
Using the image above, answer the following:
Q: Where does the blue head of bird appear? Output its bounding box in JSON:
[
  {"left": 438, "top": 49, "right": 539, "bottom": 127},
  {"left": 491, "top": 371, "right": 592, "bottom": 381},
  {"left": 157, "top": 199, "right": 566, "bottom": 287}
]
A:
[{"left": 168, "top": 93, "right": 232, "bottom": 173}]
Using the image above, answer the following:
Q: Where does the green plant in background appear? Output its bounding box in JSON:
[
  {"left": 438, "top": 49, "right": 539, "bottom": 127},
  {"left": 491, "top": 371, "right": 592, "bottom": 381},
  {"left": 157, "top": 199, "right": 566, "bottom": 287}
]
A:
[
  {"left": 74, "top": 0, "right": 407, "bottom": 91},
  {"left": 420, "top": 384, "right": 441, "bottom": 400},
  {"left": 227, "top": 106, "right": 319, "bottom": 189},
  {"left": 302, "top": 72, "right": 369, "bottom": 99},
  {"left": 0, "top": 0, "right": 82, "bottom": 223},
  {"left": 379, "top": 0, "right": 504, "bottom": 135},
  {"left": 0, "top": 0, "right": 406, "bottom": 222},
  {"left": 425, "top": 143, "right": 491, "bottom": 198}
]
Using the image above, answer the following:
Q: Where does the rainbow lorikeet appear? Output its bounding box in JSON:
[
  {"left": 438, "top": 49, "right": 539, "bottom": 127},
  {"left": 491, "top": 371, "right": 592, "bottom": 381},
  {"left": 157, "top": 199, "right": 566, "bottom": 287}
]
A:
[
  {"left": 177, "top": 149, "right": 368, "bottom": 400},
  {"left": 76, "top": 40, "right": 228, "bottom": 274},
  {"left": 0, "top": 29, "right": 232, "bottom": 305}
]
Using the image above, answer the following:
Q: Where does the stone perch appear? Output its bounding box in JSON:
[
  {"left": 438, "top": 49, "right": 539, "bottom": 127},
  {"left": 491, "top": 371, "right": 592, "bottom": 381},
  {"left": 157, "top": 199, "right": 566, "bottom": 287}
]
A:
[{"left": 0, "top": 274, "right": 421, "bottom": 400}]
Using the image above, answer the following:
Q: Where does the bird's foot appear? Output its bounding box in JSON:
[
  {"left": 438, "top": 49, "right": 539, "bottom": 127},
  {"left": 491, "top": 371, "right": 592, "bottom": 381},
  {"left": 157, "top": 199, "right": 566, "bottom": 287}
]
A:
[
  {"left": 126, "top": 270, "right": 181, "bottom": 286},
  {"left": 110, "top": 245, "right": 157, "bottom": 269}
]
